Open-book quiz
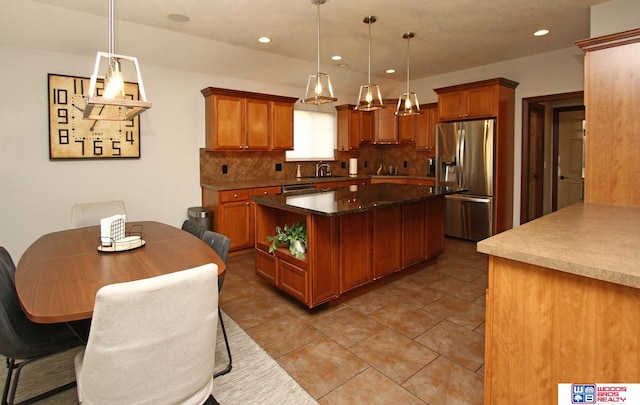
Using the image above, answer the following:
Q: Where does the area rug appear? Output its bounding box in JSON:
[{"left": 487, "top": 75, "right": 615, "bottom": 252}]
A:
[{"left": 0, "top": 311, "right": 317, "bottom": 404}]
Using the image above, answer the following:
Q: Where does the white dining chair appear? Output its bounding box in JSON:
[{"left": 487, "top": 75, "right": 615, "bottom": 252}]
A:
[
  {"left": 74, "top": 263, "right": 219, "bottom": 404},
  {"left": 70, "top": 200, "right": 127, "bottom": 228}
]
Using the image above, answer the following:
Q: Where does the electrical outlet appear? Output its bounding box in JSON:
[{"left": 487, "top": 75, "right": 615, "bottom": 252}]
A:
[
  {"left": 364, "top": 161, "right": 368, "bottom": 168},
  {"left": 222, "top": 165, "right": 228, "bottom": 174},
  {"left": 404, "top": 161, "right": 408, "bottom": 168},
  {"left": 275, "top": 163, "right": 282, "bottom": 172},
  {"left": 341, "top": 161, "right": 346, "bottom": 169}
]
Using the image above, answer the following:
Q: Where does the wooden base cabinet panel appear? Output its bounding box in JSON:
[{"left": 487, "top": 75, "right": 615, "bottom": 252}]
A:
[
  {"left": 402, "top": 201, "right": 426, "bottom": 268},
  {"left": 339, "top": 212, "right": 372, "bottom": 292},
  {"left": 373, "top": 206, "right": 402, "bottom": 278},
  {"left": 255, "top": 249, "right": 277, "bottom": 284},
  {"left": 485, "top": 256, "right": 640, "bottom": 404}
]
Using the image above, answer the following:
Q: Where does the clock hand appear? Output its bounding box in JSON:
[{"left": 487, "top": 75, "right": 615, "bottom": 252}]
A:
[
  {"left": 72, "top": 104, "right": 84, "bottom": 112},
  {"left": 89, "top": 105, "right": 106, "bottom": 131}
]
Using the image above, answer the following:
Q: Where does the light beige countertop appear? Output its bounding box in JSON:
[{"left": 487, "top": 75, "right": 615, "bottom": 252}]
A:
[{"left": 477, "top": 202, "right": 640, "bottom": 289}]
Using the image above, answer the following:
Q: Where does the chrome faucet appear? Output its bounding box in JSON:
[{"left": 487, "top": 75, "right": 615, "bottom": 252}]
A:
[{"left": 315, "top": 162, "right": 332, "bottom": 177}]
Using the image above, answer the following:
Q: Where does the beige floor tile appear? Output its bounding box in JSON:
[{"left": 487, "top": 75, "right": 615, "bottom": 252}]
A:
[
  {"left": 222, "top": 295, "right": 291, "bottom": 330},
  {"left": 377, "top": 277, "right": 447, "bottom": 308},
  {"left": 404, "top": 355, "right": 484, "bottom": 405},
  {"left": 429, "top": 276, "right": 486, "bottom": 302},
  {"left": 369, "top": 301, "right": 442, "bottom": 339},
  {"left": 415, "top": 320, "right": 485, "bottom": 372},
  {"left": 310, "top": 306, "right": 383, "bottom": 348},
  {"left": 425, "top": 295, "right": 486, "bottom": 330},
  {"left": 349, "top": 328, "right": 439, "bottom": 384},
  {"left": 319, "top": 367, "right": 426, "bottom": 405},
  {"left": 278, "top": 336, "right": 368, "bottom": 399},
  {"left": 246, "top": 313, "right": 324, "bottom": 358},
  {"left": 343, "top": 289, "right": 401, "bottom": 315}
]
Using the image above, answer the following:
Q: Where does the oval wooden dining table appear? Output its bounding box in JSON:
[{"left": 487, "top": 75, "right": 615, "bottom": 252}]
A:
[{"left": 16, "top": 221, "right": 226, "bottom": 324}]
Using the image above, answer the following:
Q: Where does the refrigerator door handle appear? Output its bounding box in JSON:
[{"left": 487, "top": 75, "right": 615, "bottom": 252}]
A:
[
  {"left": 445, "top": 194, "right": 491, "bottom": 204},
  {"left": 459, "top": 125, "right": 466, "bottom": 188}
]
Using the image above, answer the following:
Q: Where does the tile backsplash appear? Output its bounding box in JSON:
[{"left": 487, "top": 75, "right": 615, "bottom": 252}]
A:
[{"left": 200, "top": 144, "right": 434, "bottom": 184}]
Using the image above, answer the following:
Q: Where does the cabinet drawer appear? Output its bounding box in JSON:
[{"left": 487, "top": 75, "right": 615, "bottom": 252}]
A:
[
  {"left": 279, "top": 260, "right": 308, "bottom": 304},
  {"left": 256, "top": 250, "right": 277, "bottom": 284},
  {"left": 252, "top": 186, "right": 281, "bottom": 196},
  {"left": 219, "top": 189, "right": 251, "bottom": 202}
]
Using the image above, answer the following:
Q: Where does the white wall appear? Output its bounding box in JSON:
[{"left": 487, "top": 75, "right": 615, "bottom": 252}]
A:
[{"left": 591, "top": 0, "right": 640, "bottom": 37}]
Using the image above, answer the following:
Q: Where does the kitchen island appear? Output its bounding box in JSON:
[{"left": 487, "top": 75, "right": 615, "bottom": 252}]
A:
[
  {"left": 252, "top": 183, "right": 460, "bottom": 308},
  {"left": 478, "top": 202, "right": 640, "bottom": 404}
]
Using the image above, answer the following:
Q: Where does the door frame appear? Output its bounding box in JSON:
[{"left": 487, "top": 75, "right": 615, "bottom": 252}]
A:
[{"left": 520, "top": 91, "right": 583, "bottom": 225}]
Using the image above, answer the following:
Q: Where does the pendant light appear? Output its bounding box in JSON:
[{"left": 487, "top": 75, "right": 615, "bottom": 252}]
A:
[
  {"left": 84, "top": 0, "right": 151, "bottom": 121},
  {"left": 395, "top": 32, "right": 421, "bottom": 116},
  {"left": 303, "top": 0, "right": 337, "bottom": 104},
  {"left": 355, "top": 16, "right": 384, "bottom": 111}
]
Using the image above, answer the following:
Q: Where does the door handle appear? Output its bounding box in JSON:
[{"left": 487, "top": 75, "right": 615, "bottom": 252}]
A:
[{"left": 560, "top": 175, "right": 569, "bottom": 180}]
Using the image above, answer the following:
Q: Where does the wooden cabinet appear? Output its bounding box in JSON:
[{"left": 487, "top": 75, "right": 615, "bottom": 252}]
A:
[
  {"left": 340, "top": 212, "right": 372, "bottom": 291},
  {"left": 270, "top": 101, "right": 295, "bottom": 150},
  {"left": 425, "top": 195, "right": 445, "bottom": 258},
  {"left": 435, "top": 78, "right": 518, "bottom": 122},
  {"left": 201, "top": 87, "right": 297, "bottom": 151},
  {"left": 336, "top": 104, "right": 374, "bottom": 151},
  {"left": 373, "top": 103, "right": 398, "bottom": 144},
  {"left": 402, "top": 201, "right": 426, "bottom": 268},
  {"left": 405, "top": 178, "right": 435, "bottom": 187},
  {"left": 372, "top": 206, "right": 402, "bottom": 278},
  {"left": 577, "top": 29, "right": 640, "bottom": 208},
  {"left": 397, "top": 115, "right": 416, "bottom": 143},
  {"left": 202, "top": 185, "right": 280, "bottom": 252},
  {"left": 415, "top": 103, "right": 438, "bottom": 152}
]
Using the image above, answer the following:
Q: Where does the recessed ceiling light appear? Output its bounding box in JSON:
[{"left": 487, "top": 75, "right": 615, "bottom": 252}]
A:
[
  {"left": 167, "top": 13, "right": 190, "bottom": 23},
  {"left": 258, "top": 36, "right": 271, "bottom": 44},
  {"left": 534, "top": 29, "right": 549, "bottom": 37},
  {"left": 386, "top": 68, "right": 396, "bottom": 74},
  {"left": 331, "top": 55, "right": 342, "bottom": 61}
]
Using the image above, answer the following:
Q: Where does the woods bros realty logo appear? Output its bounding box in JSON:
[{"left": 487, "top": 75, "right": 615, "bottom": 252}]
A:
[{"left": 561, "top": 384, "right": 636, "bottom": 403}]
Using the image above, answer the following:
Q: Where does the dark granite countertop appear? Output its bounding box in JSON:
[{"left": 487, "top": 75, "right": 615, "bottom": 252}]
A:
[
  {"left": 252, "top": 183, "right": 462, "bottom": 216},
  {"left": 201, "top": 175, "right": 436, "bottom": 192}
]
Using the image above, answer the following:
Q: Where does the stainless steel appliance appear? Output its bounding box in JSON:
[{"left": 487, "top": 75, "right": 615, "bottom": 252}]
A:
[{"left": 436, "top": 119, "right": 495, "bottom": 241}]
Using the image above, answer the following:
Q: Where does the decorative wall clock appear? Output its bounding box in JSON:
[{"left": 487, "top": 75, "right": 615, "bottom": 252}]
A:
[{"left": 48, "top": 73, "right": 141, "bottom": 159}]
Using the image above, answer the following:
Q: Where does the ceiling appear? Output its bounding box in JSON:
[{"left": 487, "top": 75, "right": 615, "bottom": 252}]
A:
[{"left": 26, "top": 0, "right": 606, "bottom": 97}]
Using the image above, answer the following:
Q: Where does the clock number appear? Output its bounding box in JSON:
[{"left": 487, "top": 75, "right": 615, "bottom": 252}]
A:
[
  {"left": 53, "top": 88, "right": 68, "bottom": 105},
  {"left": 93, "top": 140, "right": 103, "bottom": 156},
  {"left": 112, "top": 140, "right": 121, "bottom": 156},
  {"left": 125, "top": 130, "right": 136, "bottom": 144},
  {"left": 57, "top": 108, "right": 69, "bottom": 125},
  {"left": 58, "top": 129, "right": 69, "bottom": 145},
  {"left": 73, "top": 78, "right": 84, "bottom": 95},
  {"left": 75, "top": 139, "right": 85, "bottom": 155}
]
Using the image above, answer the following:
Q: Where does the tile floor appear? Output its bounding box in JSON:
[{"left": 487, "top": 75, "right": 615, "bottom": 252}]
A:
[{"left": 220, "top": 237, "right": 487, "bottom": 404}]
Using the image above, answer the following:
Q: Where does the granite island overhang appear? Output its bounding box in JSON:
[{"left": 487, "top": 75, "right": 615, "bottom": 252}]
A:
[{"left": 252, "top": 183, "right": 464, "bottom": 308}]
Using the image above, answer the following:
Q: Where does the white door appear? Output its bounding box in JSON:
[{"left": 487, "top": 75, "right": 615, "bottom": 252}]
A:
[{"left": 557, "top": 109, "right": 585, "bottom": 210}]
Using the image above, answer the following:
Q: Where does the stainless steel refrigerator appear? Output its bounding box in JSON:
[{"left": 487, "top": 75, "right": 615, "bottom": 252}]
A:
[{"left": 436, "top": 119, "right": 495, "bottom": 241}]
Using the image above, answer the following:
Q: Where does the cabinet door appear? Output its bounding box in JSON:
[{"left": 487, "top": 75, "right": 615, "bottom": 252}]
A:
[
  {"left": 359, "top": 111, "right": 374, "bottom": 143},
  {"left": 374, "top": 107, "right": 398, "bottom": 144},
  {"left": 279, "top": 261, "right": 308, "bottom": 305},
  {"left": 212, "top": 95, "right": 245, "bottom": 149},
  {"left": 245, "top": 98, "right": 270, "bottom": 150},
  {"left": 256, "top": 249, "right": 277, "bottom": 284},
  {"left": 340, "top": 212, "right": 371, "bottom": 291},
  {"left": 219, "top": 200, "right": 252, "bottom": 250},
  {"left": 425, "top": 196, "right": 445, "bottom": 258},
  {"left": 337, "top": 108, "right": 360, "bottom": 151},
  {"left": 398, "top": 115, "right": 416, "bottom": 143},
  {"left": 402, "top": 201, "right": 426, "bottom": 267},
  {"left": 416, "top": 105, "right": 438, "bottom": 151},
  {"left": 372, "top": 205, "right": 402, "bottom": 278},
  {"left": 438, "top": 91, "right": 465, "bottom": 121},
  {"left": 270, "top": 101, "right": 294, "bottom": 150},
  {"left": 466, "top": 85, "right": 495, "bottom": 118}
]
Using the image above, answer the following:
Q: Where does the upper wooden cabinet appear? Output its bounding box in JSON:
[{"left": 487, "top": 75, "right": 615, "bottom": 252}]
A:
[
  {"left": 201, "top": 87, "right": 298, "bottom": 151},
  {"left": 435, "top": 78, "right": 519, "bottom": 121},
  {"left": 335, "top": 105, "right": 374, "bottom": 151},
  {"left": 374, "top": 102, "right": 399, "bottom": 144},
  {"left": 415, "top": 103, "right": 438, "bottom": 153},
  {"left": 577, "top": 29, "right": 640, "bottom": 208}
]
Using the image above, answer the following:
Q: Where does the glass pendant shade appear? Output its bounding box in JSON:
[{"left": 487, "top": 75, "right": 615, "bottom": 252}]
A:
[
  {"left": 85, "top": 0, "right": 151, "bottom": 121},
  {"left": 396, "top": 92, "right": 421, "bottom": 116},
  {"left": 303, "top": 0, "right": 337, "bottom": 105},
  {"left": 356, "top": 84, "right": 384, "bottom": 110},
  {"left": 355, "top": 16, "right": 384, "bottom": 111},
  {"left": 395, "top": 32, "right": 421, "bottom": 116},
  {"left": 304, "top": 72, "right": 337, "bottom": 104}
]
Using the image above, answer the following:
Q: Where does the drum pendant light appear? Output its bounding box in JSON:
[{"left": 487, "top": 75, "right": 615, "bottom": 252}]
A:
[
  {"left": 84, "top": 0, "right": 151, "bottom": 121},
  {"left": 303, "top": 0, "right": 337, "bottom": 104},
  {"left": 395, "top": 32, "right": 421, "bottom": 116},
  {"left": 355, "top": 16, "right": 384, "bottom": 111}
]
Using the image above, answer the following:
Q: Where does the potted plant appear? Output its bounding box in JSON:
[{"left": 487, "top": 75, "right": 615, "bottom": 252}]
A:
[{"left": 267, "top": 223, "right": 307, "bottom": 259}]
